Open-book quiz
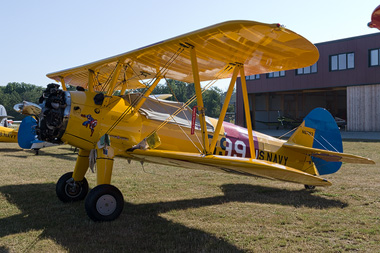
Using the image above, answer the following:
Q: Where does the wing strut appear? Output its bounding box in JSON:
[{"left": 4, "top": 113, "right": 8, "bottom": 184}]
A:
[
  {"left": 88, "top": 69, "right": 95, "bottom": 92},
  {"left": 119, "top": 66, "right": 134, "bottom": 95},
  {"left": 106, "top": 60, "right": 125, "bottom": 96},
  {"left": 209, "top": 65, "right": 240, "bottom": 153},
  {"left": 190, "top": 46, "right": 210, "bottom": 154},
  {"left": 240, "top": 65, "right": 255, "bottom": 159},
  {"left": 59, "top": 77, "right": 67, "bottom": 91},
  {"left": 133, "top": 76, "right": 163, "bottom": 112}
]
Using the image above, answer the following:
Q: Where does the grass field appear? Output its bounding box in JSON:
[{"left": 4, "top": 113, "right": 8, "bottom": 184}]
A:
[{"left": 0, "top": 141, "right": 379, "bottom": 252}]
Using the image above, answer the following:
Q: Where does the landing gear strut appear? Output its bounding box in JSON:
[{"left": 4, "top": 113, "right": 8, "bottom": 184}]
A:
[{"left": 57, "top": 148, "right": 124, "bottom": 221}]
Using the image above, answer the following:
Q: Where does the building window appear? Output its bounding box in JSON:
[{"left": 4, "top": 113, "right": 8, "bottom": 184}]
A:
[
  {"left": 330, "top": 53, "right": 355, "bottom": 71},
  {"left": 246, "top": 74, "right": 260, "bottom": 80},
  {"left": 267, "top": 71, "right": 285, "bottom": 78},
  {"left": 297, "top": 63, "right": 318, "bottom": 75},
  {"left": 369, "top": 48, "right": 380, "bottom": 66}
]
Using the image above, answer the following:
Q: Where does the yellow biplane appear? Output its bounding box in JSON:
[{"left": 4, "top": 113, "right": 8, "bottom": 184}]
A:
[
  {"left": 0, "top": 104, "right": 52, "bottom": 154},
  {"left": 0, "top": 105, "right": 18, "bottom": 143},
  {"left": 0, "top": 123, "right": 18, "bottom": 143},
  {"left": 20, "top": 20, "right": 374, "bottom": 221}
]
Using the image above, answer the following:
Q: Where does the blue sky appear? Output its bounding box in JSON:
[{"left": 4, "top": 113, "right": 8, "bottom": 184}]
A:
[{"left": 0, "top": 0, "right": 379, "bottom": 90}]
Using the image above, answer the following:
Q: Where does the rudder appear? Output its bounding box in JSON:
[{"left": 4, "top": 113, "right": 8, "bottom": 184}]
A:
[{"left": 287, "top": 108, "right": 343, "bottom": 175}]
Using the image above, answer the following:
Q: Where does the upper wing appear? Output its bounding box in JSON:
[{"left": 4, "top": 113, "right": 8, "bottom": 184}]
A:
[
  {"left": 47, "top": 20, "right": 319, "bottom": 90},
  {"left": 283, "top": 142, "right": 375, "bottom": 164},
  {"left": 126, "top": 149, "right": 331, "bottom": 186}
]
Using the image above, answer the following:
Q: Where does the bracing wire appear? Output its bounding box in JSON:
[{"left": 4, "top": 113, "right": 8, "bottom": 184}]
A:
[
  {"left": 145, "top": 79, "right": 204, "bottom": 153},
  {"left": 319, "top": 135, "right": 339, "bottom": 152},
  {"left": 105, "top": 46, "right": 185, "bottom": 135},
  {"left": 304, "top": 129, "right": 340, "bottom": 153},
  {"left": 100, "top": 64, "right": 118, "bottom": 93},
  {"left": 148, "top": 71, "right": 223, "bottom": 136},
  {"left": 142, "top": 64, "right": 234, "bottom": 152},
  {"left": 305, "top": 131, "right": 328, "bottom": 151},
  {"left": 164, "top": 76, "right": 203, "bottom": 149},
  {"left": 279, "top": 127, "right": 297, "bottom": 139}
]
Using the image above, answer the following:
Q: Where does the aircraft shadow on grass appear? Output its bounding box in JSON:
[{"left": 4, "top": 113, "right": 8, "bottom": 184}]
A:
[
  {"left": 0, "top": 147, "right": 77, "bottom": 162},
  {"left": 0, "top": 148, "right": 24, "bottom": 154},
  {"left": 0, "top": 183, "right": 347, "bottom": 252}
]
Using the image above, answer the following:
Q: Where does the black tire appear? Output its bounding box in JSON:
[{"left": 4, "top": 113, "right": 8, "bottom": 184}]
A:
[
  {"left": 56, "top": 172, "right": 89, "bottom": 202},
  {"left": 85, "top": 184, "right": 124, "bottom": 222},
  {"left": 304, "top": 185, "right": 316, "bottom": 190}
]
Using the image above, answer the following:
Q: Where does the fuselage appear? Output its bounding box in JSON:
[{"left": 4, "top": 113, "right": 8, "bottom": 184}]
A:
[{"left": 38, "top": 90, "right": 311, "bottom": 172}]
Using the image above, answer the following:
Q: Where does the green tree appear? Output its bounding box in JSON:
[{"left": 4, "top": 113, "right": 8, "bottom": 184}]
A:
[
  {"left": 0, "top": 82, "right": 44, "bottom": 120},
  {"left": 202, "top": 87, "right": 222, "bottom": 118},
  {"left": 152, "top": 80, "right": 224, "bottom": 118}
]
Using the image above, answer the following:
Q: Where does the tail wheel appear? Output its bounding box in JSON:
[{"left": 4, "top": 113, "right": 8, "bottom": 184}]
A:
[
  {"left": 304, "top": 185, "right": 316, "bottom": 190},
  {"left": 85, "top": 184, "right": 124, "bottom": 222},
  {"left": 56, "top": 172, "right": 89, "bottom": 202}
]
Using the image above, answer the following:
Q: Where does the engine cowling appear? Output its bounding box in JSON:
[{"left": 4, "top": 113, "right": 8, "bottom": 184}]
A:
[{"left": 38, "top": 83, "right": 71, "bottom": 143}]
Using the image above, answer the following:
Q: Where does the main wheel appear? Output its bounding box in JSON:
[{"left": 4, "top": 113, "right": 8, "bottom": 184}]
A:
[
  {"left": 56, "top": 172, "right": 89, "bottom": 202},
  {"left": 304, "top": 185, "right": 316, "bottom": 190},
  {"left": 85, "top": 184, "right": 124, "bottom": 222}
]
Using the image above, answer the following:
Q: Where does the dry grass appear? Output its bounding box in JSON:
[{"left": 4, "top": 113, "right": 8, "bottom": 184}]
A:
[{"left": 0, "top": 141, "right": 380, "bottom": 252}]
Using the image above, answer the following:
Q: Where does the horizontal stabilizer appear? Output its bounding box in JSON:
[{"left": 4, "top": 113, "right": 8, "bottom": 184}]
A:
[
  {"left": 285, "top": 108, "right": 375, "bottom": 175},
  {"left": 283, "top": 142, "right": 375, "bottom": 164},
  {"left": 126, "top": 149, "right": 332, "bottom": 187}
]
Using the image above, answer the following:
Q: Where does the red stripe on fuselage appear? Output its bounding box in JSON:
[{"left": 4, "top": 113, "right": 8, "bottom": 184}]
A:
[{"left": 222, "top": 122, "right": 259, "bottom": 158}]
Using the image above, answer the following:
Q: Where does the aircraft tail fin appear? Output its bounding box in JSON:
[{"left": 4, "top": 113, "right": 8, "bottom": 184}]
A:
[
  {"left": 18, "top": 116, "right": 43, "bottom": 149},
  {"left": 286, "top": 108, "right": 343, "bottom": 175}
]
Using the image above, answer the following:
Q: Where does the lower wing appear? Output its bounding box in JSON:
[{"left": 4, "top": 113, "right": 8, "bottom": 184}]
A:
[{"left": 125, "top": 149, "right": 332, "bottom": 186}]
